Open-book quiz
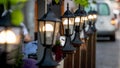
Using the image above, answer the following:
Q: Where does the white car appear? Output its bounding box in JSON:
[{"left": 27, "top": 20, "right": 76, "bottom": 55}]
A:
[{"left": 95, "top": 0, "right": 117, "bottom": 41}]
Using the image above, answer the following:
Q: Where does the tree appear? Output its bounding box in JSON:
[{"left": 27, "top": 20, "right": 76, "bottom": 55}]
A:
[
  {"left": 74, "top": 0, "right": 89, "bottom": 7},
  {"left": 0, "top": 0, "right": 28, "bottom": 26}
]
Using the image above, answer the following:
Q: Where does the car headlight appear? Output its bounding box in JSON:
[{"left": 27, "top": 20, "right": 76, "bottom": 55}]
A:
[{"left": 111, "top": 18, "right": 116, "bottom": 25}]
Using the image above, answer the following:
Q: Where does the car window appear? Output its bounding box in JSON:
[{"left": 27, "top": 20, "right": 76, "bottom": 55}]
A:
[{"left": 98, "top": 3, "right": 110, "bottom": 16}]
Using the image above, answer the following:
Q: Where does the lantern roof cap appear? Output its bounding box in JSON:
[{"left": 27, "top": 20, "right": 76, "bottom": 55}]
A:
[
  {"left": 74, "top": 5, "right": 87, "bottom": 16},
  {"left": 62, "top": 3, "right": 75, "bottom": 18},
  {"left": 39, "top": 8, "right": 61, "bottom": 22},
  {"left": 88, "top": 7, "right": 98, "bottom": 15},
  {"left": 0, "top": 11, "right": 21, "bottom": 27}
]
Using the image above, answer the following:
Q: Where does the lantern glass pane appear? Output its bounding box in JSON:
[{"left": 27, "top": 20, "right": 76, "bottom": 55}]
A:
[
  {"left": 84, "top": 16, "right": 88, "bottom": 21},
  {"left": 0, "top": 27, "right": 22, "bottom": 45},
  {"left": 88, "top": 15, "right": 93, "bottom": 21},
  {"left": 81, "top": 16, "right": 85, "bottom": 24},
  {"left": 39, "top": 21, "right": 55, "bottom": 45},
  {"left": 75, "top": 16, "right": 80, "bottom": 26},
  {"left": 53, "top": 22, "right": 60, "bottom": 45},
  {"left": 93, "top": 14, "right": 97, "bottom": 19},
  {"left": 62, "top": 18, "right": 74, "bottom": 35}
]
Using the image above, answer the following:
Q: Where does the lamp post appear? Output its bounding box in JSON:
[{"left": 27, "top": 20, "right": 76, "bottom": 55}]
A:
[
  {"left": 86, "top": 8, "right": 97, "bottom": 68},
  {"left": 37, "top": 7, "right": 61, "bottom": 68},
  {"left": 0, "top": 11, "right": 22, "bottom": 68},
  {"left": 79, "top": 7, "right": 88, "bottom": 68},
  {"left": 90, "top": 9, "right": 97, "bottom": 68},
  {"left": 61, "top": 3, "right": 76, "bottom": 68},
  {"left": 71, "top": 5, "right": 84, "bottom": 68}
]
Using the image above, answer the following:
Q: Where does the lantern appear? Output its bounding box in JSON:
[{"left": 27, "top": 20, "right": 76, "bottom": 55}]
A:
[
  {"left": 0, "top": 11, "right": 22, "bottom": 67},
  {"left": 61, "top": 3, "right": 76, "bottom": 51},
  {"left": 37, "top": 8, "right": 61, "bottom": 67}
]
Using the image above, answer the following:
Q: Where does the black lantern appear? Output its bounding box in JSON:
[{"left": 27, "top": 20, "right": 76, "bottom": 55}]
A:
[
  {"left": 37, "top": 8, "right": 61, "bottom": 67},
  {"left": 0, "top": 12, "right": 22, "bottom": 45},
  {"left": 0, "top": 11, "right": 22, "bottom": 67},
  {"left": 81, "top": 7, "right": 89, "bottom": 41},
  {"left": 88, "top": 9, "right": 97, "bottom": 31},
  {"left": 88, "top": 9, "right": 97, "bottom": 21},
  {"left": 61, "top": 3, "right": 76, "bottom": 51},
  {"left": 87, "top": 8, "right": 96, "bottom": 35},
  {"left": 72, "top": 5, "right": 85, "bottom": 45}
]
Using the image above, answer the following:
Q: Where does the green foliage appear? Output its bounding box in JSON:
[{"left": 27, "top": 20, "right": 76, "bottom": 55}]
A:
[
  {"left": 55, "top": 40, "right": 61, "bottom": 46},
  {"left": 0, "top": 0, "right": 27, "bottom": 5},
  {"left": 55, "top": 0, "right": 60, "bottom": 4},
  {"left": 0, "top": 0, "right": 27, "bottom": 26},
  {"left": 10, "top": 0, "right": 20, "bottom": 5},
  {"left": 74, "top": 0, "right": 89, "bottom": 7},
  {"left": 12, "top": 46, "right": 23, "bottom": 68},
  {"left": 12, "top": 54, "right": 23, "bottom": 68},
  {"left": 11, "top": 9, "right": 24, "bottom": 26},
  {"left": 0, "top": 0, "right": 7, "bottom": 4}
]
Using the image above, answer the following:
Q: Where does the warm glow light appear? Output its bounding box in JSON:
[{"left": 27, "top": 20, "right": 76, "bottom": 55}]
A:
[
  {"left": 63, "top": 19, "right": 72, "bottom": 25},
  {"left": 88, "top": 15, "right": 93, "bottom": 20},
  {"left": 75, "top": 17, "right": 80, "bottom": 23},
  {"left": 84, "top": 17, "right": 88, "bottom": 21},
  {"left": 6, "top": 30, "right": 17, "bottom": 44},
  {"left": 0, "top": 30, "right": 17, "bottom": 44},
  {"left": 42, "top": 24, "right": 53, "bottom": 37},
  {"left": 43, "top": 24, "right": 53, "bottom": 31},
  {"left": 0, "top": 30, "right": 6, "bottom": 44},
  {"left": 93, "top": 14, "right": 97, "bottom": 19}
]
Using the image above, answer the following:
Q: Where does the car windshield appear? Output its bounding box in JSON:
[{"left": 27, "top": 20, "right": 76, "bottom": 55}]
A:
[{"left": 98, "top": 3, "right": 110, "bottom": 16}]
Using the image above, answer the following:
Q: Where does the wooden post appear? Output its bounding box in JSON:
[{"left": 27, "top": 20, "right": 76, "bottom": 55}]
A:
[
  {"left": 60, "top": 0, "right": 64, "bottom": 36},
  {"left": 86, "top": 34, "right": 93, "bottom": 68},
  {"left": 63, "top": 51, "right": 75, "bottom": 68},
  {"left": 73, "top": 44, "right": 81, "bottom": 68},
  {"left": 60, "top": 0, "right": 64, "bottom": 16},
  {"left": 71, "top": 26, "right": 83, "bottom": 68},
  {"left": 80, "top": 39, "right": 87, "bottom": 68},
  {"left": 91, "top": 31, "right": 97, "bottom": 68},
  {"left": 90, "top": 33, "right": 94, "bottom": 68}
]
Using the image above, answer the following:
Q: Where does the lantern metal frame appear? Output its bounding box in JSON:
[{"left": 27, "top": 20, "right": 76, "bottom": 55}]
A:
[
  {"left": 87, "top": 8, "right": 96, "bottom": 35},
  {"left": 90, "top": 10, "right": 98, "bottom": 32},
  {"left": 61, "top": 3, "right": 76, "bottom": 52},
  {"left": 37, "top": 8, "right": 61, "bottom": 67},
  {"left": 82, "top": 7, "right": 89, "bottom": 42},
  {"left": 0, "top": 11, "right": 22, "bottom": 67},
  {"left": 72, "top": 5, "right": 86, "bottom": 45}
]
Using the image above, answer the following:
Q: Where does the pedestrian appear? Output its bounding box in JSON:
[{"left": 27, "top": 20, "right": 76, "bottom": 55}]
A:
[{"left": 21, "top": 23, "right": 38, "bottom": 68}]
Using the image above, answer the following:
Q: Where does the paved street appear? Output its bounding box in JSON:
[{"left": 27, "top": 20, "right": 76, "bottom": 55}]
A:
[{"left": 96, "top": 30, "right": 120, "bottom": 68}]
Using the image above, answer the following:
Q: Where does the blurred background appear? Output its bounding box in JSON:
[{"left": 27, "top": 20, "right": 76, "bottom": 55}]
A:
[{"left": 1, "top": 0, "right": 120, "bottom": 68}]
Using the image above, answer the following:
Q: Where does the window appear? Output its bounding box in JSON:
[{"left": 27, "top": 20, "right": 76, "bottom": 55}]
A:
[{"left": 98, "top": 3, "right": 110, "bottom": 15}]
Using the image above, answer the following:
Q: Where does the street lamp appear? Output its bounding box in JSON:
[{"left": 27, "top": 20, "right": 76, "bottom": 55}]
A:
[
  {"left": 61, "top": 3, "right": 76, "bottom": 68},
  {"left": 81, "top": 7, "right": 89, "bottom": 42},
  {"left": 37, "top": 8, "right": 61, "bottom": 67},
  {"left": 72, "top": 5, "right": 87, "bottom": 68},
  {"left": 0, "top": 11, "right": 22, "bottom": 67},
  {"left": 72, "top": 5, "right": 85, "bottom": 45},
  {"left": 88, "top": 9, "right": 98, "bottom": 68},
  {"left": 61, "top": 3, "right": 76, "bottom": 51},
  {"left": 91, "top": 10, "right": 97, "bottom": 31},
  {"left": 87, "top": 9, "right": 95, "bottom": 35},
  {"left": 86, "top": 8, "right": 98, "bottom": 68}
]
